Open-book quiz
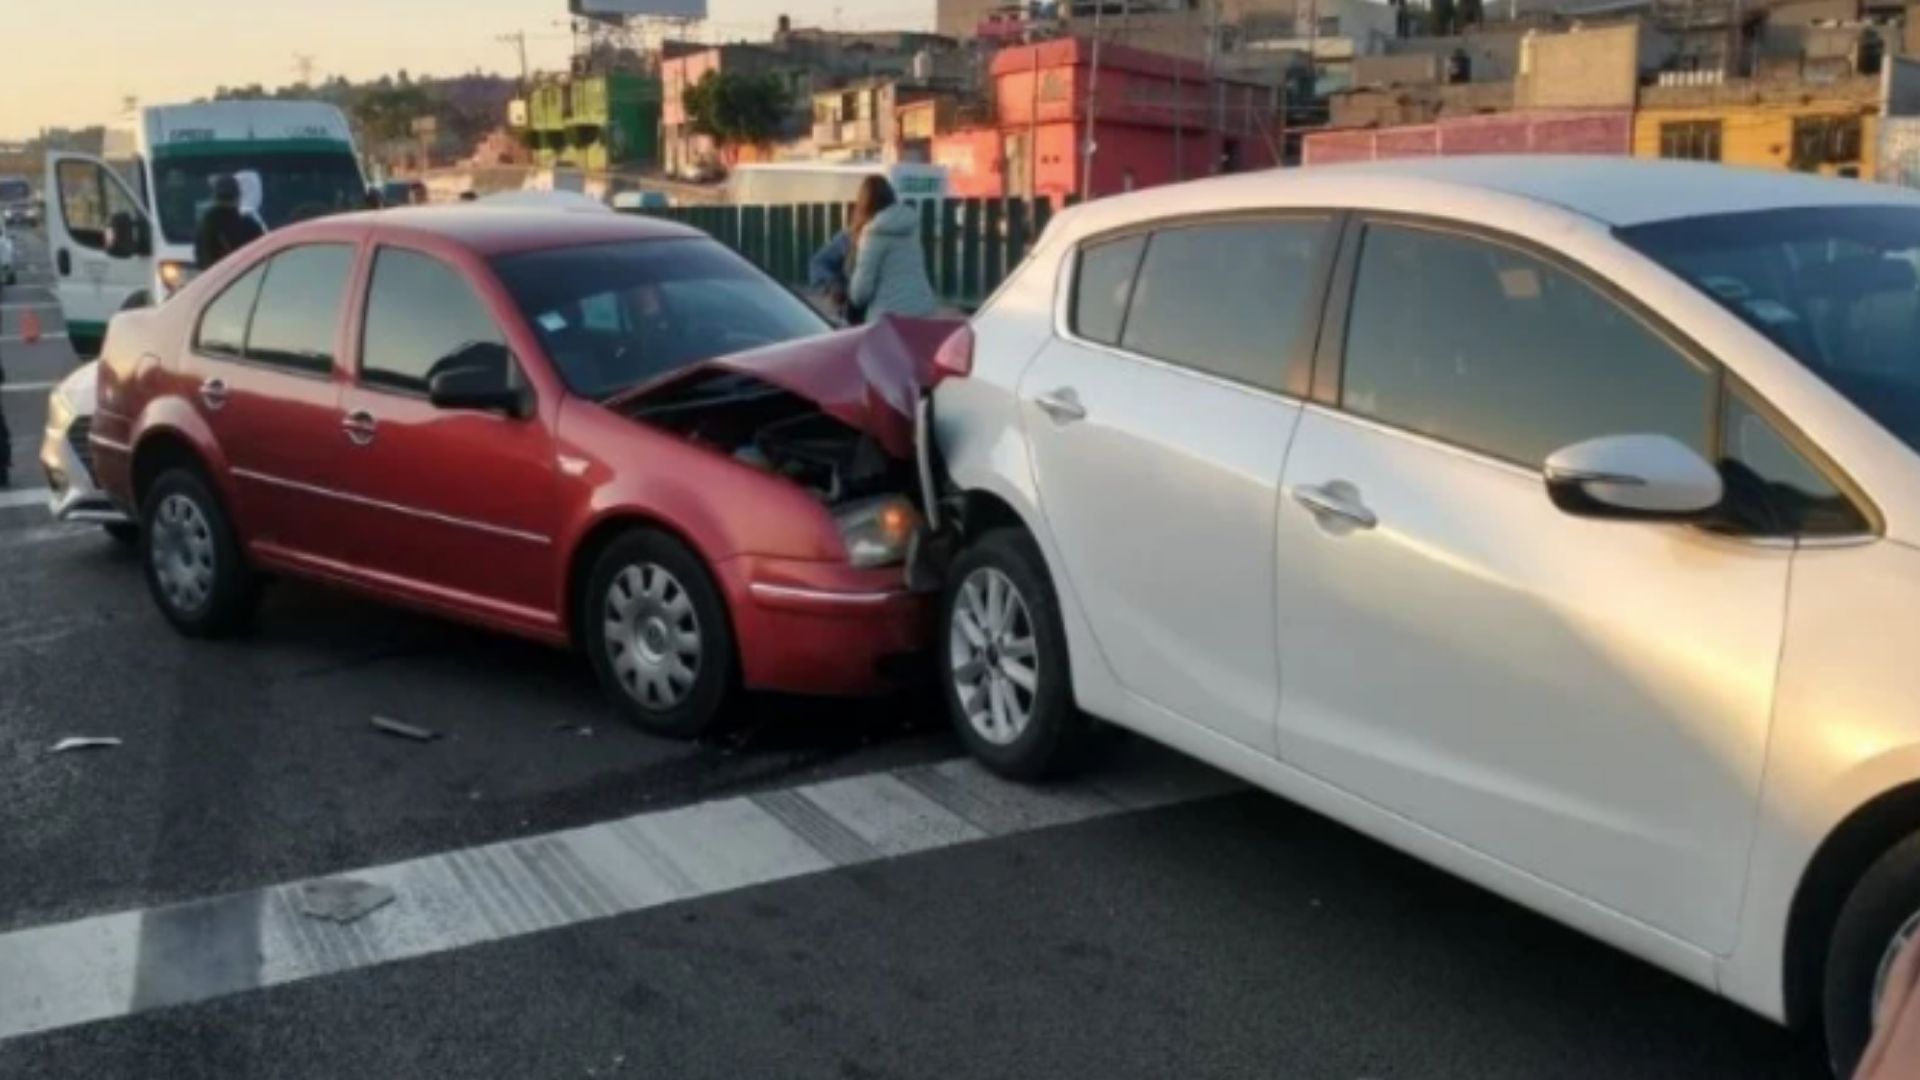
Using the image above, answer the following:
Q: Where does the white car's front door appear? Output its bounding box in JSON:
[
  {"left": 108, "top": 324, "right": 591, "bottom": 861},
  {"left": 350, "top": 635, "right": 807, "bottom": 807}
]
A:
[
  {"left": 45, "top": 153, "right": 151, "bottom": 356},
  {"left": 1019, "top": 216, "right": 1335, "bottom": 755},
  {"left": 1270, "top": 220, "right": 1862, "bottom": 953}
]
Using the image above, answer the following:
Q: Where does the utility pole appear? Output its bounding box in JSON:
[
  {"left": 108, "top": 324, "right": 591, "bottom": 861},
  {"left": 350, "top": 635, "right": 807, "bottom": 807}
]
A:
[
  {"left": 497, "top": 31, "right": 531, "bottom": 87},
  {"left": 1207, "top": 0, "right": 1222, "bottom": 172},
  {"left": 293, "top": 53, "right": 317, "bottom": 87},
  {"left": 1082, "top": 0, "right": 1104, "bottom": 200}
]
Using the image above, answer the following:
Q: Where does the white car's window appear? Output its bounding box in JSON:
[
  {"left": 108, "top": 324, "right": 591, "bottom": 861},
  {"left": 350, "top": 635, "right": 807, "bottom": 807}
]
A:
[
  {"left": 1069, "top": 234, "right": 1144, "bottom": 347},
  {"left": 246, "top": 244, "right": 355, "bottom": 376},
  {"left": 1341, "top": 223, "right": 1712, "bottom": 467},
  {"left": 1118, "top": 220, "right": 1329, "bottom": 393},
  {"left": 1718, "top": 388, "right": 1867, "bottom": 536}
]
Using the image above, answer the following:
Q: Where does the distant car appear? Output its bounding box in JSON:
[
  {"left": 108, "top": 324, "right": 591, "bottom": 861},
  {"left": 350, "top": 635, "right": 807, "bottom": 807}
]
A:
[
  {"left": 3, "top": 205, "right": 36, "bottom": 228},
  {"left": 932, "top": 156, "right": 1920, "bottom": 1077},
  {"left": 0, "top": 227, "right": 15, "bottom": 287},
  {"left": 40, "top": 362, "right": 136, "bottom": 541},
  {"left": 90, "top": 208, "right": 953, "bottom": 736}
]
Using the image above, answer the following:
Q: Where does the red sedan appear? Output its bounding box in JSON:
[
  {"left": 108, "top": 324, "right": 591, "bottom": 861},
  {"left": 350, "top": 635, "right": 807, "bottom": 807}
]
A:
[{"left": 90, "top": 208, "right": 962, "bottom": 737}]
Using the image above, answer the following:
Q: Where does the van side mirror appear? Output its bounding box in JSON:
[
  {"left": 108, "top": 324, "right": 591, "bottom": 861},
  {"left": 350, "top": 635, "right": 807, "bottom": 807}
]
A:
[
  {"left": 105, "top": 211, "right": 151, "bottom": 260},
  {"left": 1543, "top": 434, "right": 1724, "bottom": 521}
]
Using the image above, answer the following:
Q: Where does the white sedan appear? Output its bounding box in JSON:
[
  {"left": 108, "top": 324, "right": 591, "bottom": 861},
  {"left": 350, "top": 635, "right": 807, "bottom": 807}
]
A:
[
  {"left": 40, "top": 361, "right": 135, "bottom": 540},
  {"left": 928, "top": 156, "right": 1920, "bottom": 1076}
]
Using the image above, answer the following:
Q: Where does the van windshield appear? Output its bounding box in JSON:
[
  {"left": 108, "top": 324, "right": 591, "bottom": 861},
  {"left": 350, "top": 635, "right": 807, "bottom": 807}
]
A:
[{"left": 150, "top": 149, "right": 363, "bottom": 245}]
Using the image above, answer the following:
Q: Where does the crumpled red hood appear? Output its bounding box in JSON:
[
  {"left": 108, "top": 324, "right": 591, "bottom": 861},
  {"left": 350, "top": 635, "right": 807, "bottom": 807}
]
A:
[{"left": 617, "top": 315, "right": 966, "bottom": 460}]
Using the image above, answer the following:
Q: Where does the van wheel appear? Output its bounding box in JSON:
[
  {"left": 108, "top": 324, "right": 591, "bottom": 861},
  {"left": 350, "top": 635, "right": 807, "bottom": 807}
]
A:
[
  {"left": 940, "top": 527, "right": 1089, "bottom": 781},
  {"left": 140, "top": 468, "right": 259, "bottom": 637},
  {"left": 583, "top": 529, "right": 737, "bottom": 739},
  {"left": 1823, "top": 831, "right": 1920, "bottom": 1076}
]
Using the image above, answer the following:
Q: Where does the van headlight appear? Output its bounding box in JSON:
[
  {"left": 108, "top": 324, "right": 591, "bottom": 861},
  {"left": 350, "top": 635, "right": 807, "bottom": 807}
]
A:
[
  {"left": 158, "top": 260, "right": 199, "bottom": 299},
  {"left": 834, "top": 496, "right": 921, "bottom": 568}
]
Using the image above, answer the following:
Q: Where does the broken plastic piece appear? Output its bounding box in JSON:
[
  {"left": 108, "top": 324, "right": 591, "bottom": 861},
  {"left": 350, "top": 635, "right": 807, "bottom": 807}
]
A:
[
  {"left": 51, "top": 736, "right": 122, "bottom": 753},
  {"left": 371, "top": 716, "right": 439, "bottom": 742},
  {"left": 298, "top": 878, "right": 395, "bottom": 924}
]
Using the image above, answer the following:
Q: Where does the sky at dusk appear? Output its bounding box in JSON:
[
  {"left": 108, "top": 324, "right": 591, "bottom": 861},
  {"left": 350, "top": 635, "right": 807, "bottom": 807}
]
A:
[{"left": 1, "top": 0, "right": 933, "bottom": 139}]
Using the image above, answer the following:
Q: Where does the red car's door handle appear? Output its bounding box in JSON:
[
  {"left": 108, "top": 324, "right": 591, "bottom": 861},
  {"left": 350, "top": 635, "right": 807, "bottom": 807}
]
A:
[
  {"left": 342, "top": 410, "right": 377, "bottom": 447},
  {"left": 198, "top": 378, "right": 229, "bottom": 412}
]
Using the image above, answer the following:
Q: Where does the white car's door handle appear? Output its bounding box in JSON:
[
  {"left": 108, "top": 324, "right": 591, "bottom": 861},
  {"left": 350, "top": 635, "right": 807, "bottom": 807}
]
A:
[
  {"left": 1293, "top": 483, "right": 1377, "bottom": 530},
  {"left": 1034, "top": 388, "right": 1087, "bottom": 424},
  {"left": 199, "top": 378, "right": 229, "bottom": 412}
]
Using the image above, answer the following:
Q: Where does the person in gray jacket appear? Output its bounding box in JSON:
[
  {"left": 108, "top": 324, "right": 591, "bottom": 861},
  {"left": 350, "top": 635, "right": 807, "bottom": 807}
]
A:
[{"left": 847, "top": 176, "right": 938, "bottom": 321}]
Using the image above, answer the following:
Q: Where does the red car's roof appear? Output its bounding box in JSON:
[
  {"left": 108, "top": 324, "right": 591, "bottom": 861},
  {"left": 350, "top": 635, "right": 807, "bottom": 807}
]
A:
[{"left": 294, "top": 207, "right": 705, "bottom": 257}]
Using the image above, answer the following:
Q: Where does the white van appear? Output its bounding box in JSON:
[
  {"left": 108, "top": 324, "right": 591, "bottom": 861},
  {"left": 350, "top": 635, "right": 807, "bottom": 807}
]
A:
[
  {"left": 728, "top": 162, "right": 948, "bottom": 211},
  {"left": 44, "top": 101, "right": 366, "bottom": 357}
]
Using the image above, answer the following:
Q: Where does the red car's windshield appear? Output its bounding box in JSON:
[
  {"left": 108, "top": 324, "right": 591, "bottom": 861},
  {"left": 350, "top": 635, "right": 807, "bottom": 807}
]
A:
[{"left": 491, "top": 237, "right": 830, "bottom": 400}]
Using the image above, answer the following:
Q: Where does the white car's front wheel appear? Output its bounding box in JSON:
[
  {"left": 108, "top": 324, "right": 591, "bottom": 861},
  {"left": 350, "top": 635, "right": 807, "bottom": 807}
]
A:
[
  {"left": 940, "top": 528, "right": 1089, "bottom": 780},
  {"left": 1824, "top": 831, "right": 1920, "bottom": 1076}
]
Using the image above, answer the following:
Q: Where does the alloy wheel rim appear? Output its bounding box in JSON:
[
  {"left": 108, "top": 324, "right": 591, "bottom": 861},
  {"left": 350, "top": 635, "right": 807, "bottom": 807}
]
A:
[
  {"left": 604, "top": 562, "right": 702, "bottom": 711},
  {"left": 1873, "top": 908, "right": 1920, "bottom": 1016},
  {"left": 950, "top": 567, "right": 1039, "bottom": 746},
  {"left": 151, "top": 493, "right": 216, "bottom": 615}
]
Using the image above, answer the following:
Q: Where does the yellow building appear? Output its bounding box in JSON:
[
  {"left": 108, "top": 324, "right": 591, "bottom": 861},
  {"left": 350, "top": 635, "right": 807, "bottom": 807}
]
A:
[{"left": 1632, "top": 76, "right": 1882, "bottom": 179}]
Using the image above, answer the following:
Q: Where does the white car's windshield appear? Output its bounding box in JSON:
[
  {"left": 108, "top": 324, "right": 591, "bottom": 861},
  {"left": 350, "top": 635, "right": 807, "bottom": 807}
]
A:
[{"left": 1621, "top": 205, "right": 1920, "bottom": 457}]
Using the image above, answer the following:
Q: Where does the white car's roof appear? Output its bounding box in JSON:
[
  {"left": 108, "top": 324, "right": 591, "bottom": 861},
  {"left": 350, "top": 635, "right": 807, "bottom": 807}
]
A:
[{"left": 1064, "top": 156, "right": 1920, "bottom": 235}]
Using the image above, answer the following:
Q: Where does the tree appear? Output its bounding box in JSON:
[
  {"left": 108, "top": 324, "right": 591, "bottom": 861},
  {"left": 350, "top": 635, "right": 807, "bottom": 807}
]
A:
[
  {"left": 683, "top": 70, "right": 791, "bottom": 147},
  {"left": 1430, "top": 0, "right": 1457, "bottom": 33}
]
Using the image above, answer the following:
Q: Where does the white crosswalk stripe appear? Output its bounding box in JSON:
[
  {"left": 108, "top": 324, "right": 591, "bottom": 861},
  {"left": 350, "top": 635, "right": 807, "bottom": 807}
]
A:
[{"left": 0, "top": 754, "right": 1241, "bottom": 1042}]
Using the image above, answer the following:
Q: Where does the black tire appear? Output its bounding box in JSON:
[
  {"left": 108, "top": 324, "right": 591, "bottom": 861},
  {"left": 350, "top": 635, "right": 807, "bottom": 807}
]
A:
[
  {"left": 102, "top": 522, "right": 139, "bottom": 546},
  {"left": 1823, "top": 831, "right": 1920, "bottom": 1077},
  {"left": 939, "top": 527, "right": 1089, "bottom": 781},
  {"left": 582, "top": 529, "right": 737, "bottom": 739},
  {"left": 139, "top": 468, "right": 258, "bottom": 638}
]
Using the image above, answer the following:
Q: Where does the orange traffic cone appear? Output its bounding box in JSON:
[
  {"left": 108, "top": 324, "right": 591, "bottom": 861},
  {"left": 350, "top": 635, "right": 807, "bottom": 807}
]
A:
[{"left": 20, "top": 308, "right": 40, "bottom": 345}]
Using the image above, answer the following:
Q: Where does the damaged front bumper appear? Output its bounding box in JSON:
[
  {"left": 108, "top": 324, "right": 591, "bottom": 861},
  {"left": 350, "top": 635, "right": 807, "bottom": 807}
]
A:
[{"left": 720, "top": 555, "right": 934, "bottom": 696}]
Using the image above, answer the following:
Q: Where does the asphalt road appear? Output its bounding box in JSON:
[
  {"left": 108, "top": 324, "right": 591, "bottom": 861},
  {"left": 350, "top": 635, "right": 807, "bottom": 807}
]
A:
[{"left": 0, "top": 222, "right": 1820, "bottom": 1078}]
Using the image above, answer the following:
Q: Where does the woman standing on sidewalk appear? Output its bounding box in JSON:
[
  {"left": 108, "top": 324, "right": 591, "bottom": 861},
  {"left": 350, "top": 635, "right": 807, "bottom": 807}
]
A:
[{"left": 846, "top": 176, "right": 938, "bottom": 322}]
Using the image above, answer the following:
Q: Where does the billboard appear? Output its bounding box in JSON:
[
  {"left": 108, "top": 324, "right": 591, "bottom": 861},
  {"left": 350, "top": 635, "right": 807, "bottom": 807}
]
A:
[{"left": 570, "top": 0, "right": 708, "bottom": 19}]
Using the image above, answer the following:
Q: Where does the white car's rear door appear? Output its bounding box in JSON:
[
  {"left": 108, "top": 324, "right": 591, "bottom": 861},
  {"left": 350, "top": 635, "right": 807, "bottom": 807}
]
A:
[{"left": 1018, "top": 215, "right": 1337, "bottom": 755}]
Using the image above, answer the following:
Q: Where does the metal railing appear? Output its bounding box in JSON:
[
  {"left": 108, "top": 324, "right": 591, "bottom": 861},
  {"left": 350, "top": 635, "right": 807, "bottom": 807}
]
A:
[{"left": 631, "top": 196, "right": 1071, "bottom": 310}]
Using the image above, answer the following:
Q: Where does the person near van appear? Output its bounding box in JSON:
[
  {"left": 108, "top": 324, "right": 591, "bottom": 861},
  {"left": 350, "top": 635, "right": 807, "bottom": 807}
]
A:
[
  {"left": 807, "top": 229, "right": 860, "bottom": 323},
  {"left": 847, "top": 176, "right": 938, "bottom": 321},
  {"left": 194, "top": 174, "right": 265, "bottom": 270}
]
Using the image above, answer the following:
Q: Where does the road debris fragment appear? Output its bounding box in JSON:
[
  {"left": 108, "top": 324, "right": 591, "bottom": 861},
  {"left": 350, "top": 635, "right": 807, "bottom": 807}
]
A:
[
  {"left": 298, "top": 878, "right": 395, "bottom": 924},
  {"left": 50, "top": 736, "right": 122, "bottom": 754},
  {"left": 371, "top": 716, "right": 440, "bottom": 742}
]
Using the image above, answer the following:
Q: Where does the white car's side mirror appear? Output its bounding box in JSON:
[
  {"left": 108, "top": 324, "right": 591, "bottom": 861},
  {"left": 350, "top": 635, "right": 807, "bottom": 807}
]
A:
[{"left": 1543, "top": 434, "right": 1723, "bottom": 520}]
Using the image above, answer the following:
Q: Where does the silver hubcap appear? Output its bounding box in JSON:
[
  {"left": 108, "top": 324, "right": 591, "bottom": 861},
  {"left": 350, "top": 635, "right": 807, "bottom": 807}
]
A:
[
  {"left": 1874, "top": 908, "right": 1920, "bottom": 1014},
  {"left": 950, "top": 567, "right": 1039, "bottom": 746},
  {"left": 604, "top": 562, "right": 702, "bottom": 711},
  {"left": 151, "top": 493, "right": 216, "bottom": 614}
]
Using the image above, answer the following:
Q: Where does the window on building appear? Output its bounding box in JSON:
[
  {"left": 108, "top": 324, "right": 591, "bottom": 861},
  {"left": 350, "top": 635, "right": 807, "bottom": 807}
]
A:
[
  {"left": 1791, "top": 115, "right": 1864, "bottom": 171},
  {"left": 1341, "top": 224, "right": 1713, "bottom": 467},
  {"left": 1659, "top": 120, "right": 1723, "bottom": 162}
]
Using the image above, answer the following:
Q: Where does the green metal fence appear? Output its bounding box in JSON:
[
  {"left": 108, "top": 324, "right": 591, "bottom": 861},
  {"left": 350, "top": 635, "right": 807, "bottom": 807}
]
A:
[{"left": 630, "top": 197, "right": 1069, "bottom": 311}]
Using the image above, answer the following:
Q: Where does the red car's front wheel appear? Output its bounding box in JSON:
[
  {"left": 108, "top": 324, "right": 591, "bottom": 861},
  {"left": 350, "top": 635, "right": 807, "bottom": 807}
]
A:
[{"left": 583, "top": 529, "right": 737, "bottom": 739}]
